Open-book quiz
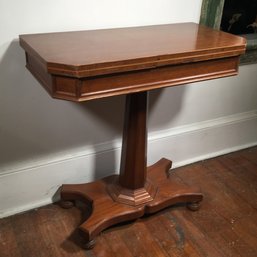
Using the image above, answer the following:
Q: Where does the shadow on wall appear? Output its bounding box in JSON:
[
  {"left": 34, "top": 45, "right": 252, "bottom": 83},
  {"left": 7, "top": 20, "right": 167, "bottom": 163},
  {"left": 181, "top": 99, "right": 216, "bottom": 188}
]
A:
[{"left": 0, "top": 39, "right": 186, "bottom": 180}]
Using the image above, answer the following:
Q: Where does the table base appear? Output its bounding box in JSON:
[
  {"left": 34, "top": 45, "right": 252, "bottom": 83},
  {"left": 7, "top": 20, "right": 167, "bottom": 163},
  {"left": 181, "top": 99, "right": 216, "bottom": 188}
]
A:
[{"left": 60, "top": 158, "right": 203, "bottom": 248}]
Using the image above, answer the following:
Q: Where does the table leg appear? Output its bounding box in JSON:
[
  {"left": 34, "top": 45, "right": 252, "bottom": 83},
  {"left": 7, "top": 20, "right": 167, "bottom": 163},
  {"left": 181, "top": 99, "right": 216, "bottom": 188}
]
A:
[{"left": 60, "top": 92, "right": 203, "bottom": 248}]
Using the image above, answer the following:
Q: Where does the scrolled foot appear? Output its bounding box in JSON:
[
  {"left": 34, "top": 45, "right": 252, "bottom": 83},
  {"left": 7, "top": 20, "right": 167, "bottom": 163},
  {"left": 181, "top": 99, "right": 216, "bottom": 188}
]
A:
[
  {"left": 187, "top": 201, "right": 201, "bottom": 211},
  {"left": 59, "top": 200, "right": 74, "bottom": 209},
  {"left": 83, "top": 239, "right": 96, "bottom": 250}
]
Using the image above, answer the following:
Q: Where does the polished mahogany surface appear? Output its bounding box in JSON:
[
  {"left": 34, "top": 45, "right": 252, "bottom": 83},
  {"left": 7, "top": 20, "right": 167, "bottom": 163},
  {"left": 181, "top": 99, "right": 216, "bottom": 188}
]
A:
[
  {"left": 20, "top": 23, "right": 245, "bottom": 77},
  {"left": 19, "top": 23, "right": 246, "bottom": 248},
  {"left": 19, "top": 23, "right": 246, "bottom": 102}
]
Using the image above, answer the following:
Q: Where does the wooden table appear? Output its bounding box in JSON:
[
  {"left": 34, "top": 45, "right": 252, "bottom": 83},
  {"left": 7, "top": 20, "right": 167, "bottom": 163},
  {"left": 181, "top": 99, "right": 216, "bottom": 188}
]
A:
[{"left": 19, "top": 23, "right": 246, "bottom": 248}]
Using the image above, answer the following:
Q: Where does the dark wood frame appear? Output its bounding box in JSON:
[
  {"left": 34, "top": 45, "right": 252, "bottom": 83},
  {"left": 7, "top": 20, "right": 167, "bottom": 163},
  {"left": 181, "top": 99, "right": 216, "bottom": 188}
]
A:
[{"left": 200, "top": 0, "right": 257, "bottom": 65}]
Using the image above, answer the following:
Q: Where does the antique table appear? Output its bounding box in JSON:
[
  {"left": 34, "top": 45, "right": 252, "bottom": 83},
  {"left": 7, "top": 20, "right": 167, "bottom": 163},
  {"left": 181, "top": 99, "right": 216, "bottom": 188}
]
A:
[{"left": 19, "top": 23, "right": 246, "bottom": 248}]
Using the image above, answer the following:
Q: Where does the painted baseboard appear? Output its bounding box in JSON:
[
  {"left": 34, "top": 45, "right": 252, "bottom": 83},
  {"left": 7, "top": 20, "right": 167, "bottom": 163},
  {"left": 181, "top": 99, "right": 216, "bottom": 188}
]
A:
[{"left": 1, "top": 110, "right": 257, "bottom": 218}]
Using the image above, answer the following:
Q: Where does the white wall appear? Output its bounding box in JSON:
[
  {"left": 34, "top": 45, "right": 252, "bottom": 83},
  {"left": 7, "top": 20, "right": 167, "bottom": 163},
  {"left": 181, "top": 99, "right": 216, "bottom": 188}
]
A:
[{"left": 0, "top": 0, "right": 257, "bottom": 218}]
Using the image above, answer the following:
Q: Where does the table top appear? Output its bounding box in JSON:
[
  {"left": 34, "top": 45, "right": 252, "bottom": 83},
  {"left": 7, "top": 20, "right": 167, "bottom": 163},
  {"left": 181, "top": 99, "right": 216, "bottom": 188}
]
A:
[
  {"left": 19, "top": 23, "right": 246, "bottom": 101},
  {"left": 20, "top": 23, "right": 246, "bottom": 78}
]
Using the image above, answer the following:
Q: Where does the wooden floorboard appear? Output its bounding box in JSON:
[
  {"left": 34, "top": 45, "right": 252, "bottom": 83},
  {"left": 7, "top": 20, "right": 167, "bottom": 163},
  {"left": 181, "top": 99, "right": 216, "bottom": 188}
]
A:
[{"left": 0, "top": 147, "right": 257, "bottom": 257}]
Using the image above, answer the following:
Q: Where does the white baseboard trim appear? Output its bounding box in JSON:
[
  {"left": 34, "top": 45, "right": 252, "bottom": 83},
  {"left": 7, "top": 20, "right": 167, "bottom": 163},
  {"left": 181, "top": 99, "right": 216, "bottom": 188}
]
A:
[{"left": 1, "top": 110, "right": 257, "bottom": 218}]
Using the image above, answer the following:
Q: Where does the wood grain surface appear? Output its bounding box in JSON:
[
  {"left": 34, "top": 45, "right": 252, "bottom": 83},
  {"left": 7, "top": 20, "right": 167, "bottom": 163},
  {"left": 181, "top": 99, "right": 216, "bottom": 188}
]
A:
[
  {"left": 19, "top": 23, "right": 246, "bottom": 101},
  {"left": 19, "top": 23, "right": 245, "bottom": 77}
]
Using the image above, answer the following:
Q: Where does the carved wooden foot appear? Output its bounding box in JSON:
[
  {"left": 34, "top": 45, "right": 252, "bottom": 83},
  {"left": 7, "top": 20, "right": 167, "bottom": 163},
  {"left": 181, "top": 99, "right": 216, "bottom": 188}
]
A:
[
  {"left": 83, "top": 239, "right": 96, "bottom": 250},
  {"left": 187, "top": 201, "right": 201, "bottom": 211},
  {"left": 59, "top": 200, "right": 74, "bottom": 209},
  {"left": 60, "top": 158, "right": 203, "bottom": 248}
]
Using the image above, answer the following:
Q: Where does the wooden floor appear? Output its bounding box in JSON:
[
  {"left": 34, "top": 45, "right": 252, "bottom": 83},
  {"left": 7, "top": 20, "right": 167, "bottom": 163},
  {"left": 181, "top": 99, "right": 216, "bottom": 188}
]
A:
[{"left": 1, "top": 147, "right": 257, "bottom": 257}]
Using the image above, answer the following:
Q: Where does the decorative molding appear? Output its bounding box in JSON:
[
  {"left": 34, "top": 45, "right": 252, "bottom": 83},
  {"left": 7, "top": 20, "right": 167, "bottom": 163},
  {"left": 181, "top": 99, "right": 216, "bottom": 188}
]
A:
[{"left": 1, "top": 110, "right": 257, "bottom": 218}]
